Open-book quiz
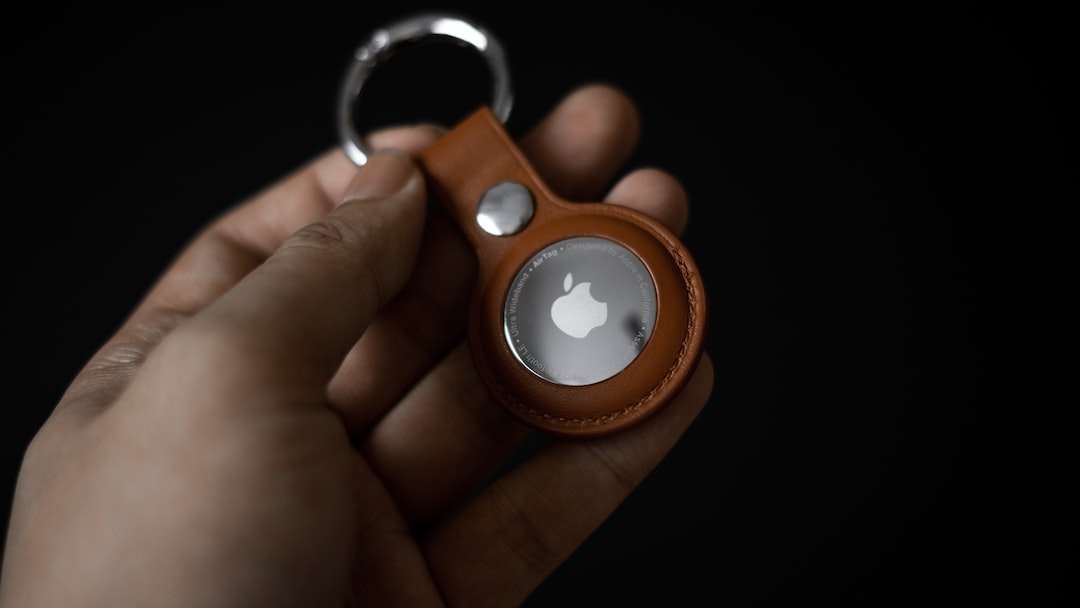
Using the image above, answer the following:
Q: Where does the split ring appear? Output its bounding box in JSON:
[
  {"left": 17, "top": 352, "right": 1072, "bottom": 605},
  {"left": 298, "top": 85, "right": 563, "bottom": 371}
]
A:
[{"left": 336, "top": 13, "right": 514, "bottom": 166}]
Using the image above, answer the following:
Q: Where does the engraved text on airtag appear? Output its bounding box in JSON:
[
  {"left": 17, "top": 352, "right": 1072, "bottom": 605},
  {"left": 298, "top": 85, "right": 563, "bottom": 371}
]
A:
[{"left": 503, "top": 236, "right": 657, "bottom": 386}]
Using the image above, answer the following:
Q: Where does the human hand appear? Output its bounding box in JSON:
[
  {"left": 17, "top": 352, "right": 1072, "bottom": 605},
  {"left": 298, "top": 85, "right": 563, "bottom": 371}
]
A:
[{"left": 0, "top": 84, "right": 713, "bottom": 607}]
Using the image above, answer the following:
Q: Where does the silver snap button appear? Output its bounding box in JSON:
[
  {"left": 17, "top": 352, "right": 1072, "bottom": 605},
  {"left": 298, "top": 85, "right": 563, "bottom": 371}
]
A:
[{"left": 476, "top": 181, "right": 535, "bottom": 236}]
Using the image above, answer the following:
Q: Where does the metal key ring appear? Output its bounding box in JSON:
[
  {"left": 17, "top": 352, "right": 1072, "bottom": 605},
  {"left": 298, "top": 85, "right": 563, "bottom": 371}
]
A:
[{"left": 337, "top": 13, "right": 514, "bottom": 166}]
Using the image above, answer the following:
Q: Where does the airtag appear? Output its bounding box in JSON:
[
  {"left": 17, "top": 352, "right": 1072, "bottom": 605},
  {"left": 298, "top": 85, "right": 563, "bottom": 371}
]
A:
[
  {"left": 339, "top": 13, "right": 708, "bottom": 437},
  {"left": 503, "top": 237, "right": 656, "bottom": 386}
]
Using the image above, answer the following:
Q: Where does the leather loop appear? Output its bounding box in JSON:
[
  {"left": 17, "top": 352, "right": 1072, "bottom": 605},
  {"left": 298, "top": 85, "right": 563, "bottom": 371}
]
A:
[{"left": 420, "top": 106, "right": 707, "bottom": 437}]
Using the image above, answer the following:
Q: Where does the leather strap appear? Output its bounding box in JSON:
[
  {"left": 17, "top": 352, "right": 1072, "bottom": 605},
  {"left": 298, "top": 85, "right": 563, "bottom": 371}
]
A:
[{"left": 420, "top": 106, "right": 707, "bottom": 437}]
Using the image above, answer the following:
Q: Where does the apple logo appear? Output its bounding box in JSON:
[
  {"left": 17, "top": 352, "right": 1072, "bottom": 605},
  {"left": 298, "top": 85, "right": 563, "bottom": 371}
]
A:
[{"left": 550, "top": 272, "right": 608, "bottom": 338}]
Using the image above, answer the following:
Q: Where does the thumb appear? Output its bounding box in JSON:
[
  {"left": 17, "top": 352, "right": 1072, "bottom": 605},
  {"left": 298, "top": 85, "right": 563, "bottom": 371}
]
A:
[{"left": 181, "top": 148, "right": 428, "bottom": 383}]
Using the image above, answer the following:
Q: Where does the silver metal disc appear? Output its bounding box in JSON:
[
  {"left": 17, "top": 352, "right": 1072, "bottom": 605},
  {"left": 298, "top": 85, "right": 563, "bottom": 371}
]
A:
[{"left": 503, "top": 237, "right": 657, "bottom": 386}]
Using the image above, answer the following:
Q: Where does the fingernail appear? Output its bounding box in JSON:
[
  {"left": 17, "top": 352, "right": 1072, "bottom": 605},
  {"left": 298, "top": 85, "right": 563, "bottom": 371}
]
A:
[{"left": 340, "top": 149, "right": 415, "bottom": 204}]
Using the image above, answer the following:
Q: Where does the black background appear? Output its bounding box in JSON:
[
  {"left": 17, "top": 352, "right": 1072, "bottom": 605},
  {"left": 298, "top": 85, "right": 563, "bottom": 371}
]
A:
[{"left": 1, "top": 4, "right": 1065, "bottom": 606}]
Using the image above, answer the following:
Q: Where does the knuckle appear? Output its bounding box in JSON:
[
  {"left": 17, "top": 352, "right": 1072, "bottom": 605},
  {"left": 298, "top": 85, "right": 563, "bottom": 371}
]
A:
[
  {"left": 283, "top": 214, "right": 366, "bottom": 258},
  {"left": 487, "top": 482, "right": 562, "bottom": 576},
  {"left": 583, "top": 440, "right": 641, "bottom": 493},
  {"left": 82, "top": 312, "right": 183, "bottom": 383},
  {"left": 56, "top": 309, "right": 192, "bottom": 415}
]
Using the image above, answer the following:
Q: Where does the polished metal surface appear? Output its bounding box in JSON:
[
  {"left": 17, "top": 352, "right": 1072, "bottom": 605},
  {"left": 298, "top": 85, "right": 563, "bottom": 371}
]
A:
[
  {"left": 337, "top": 13, "right": 514, "bottom": 166},
  {"left": 476, "top": 181, "right": 535, "bottom": 236},
  {"left": 503, "top": 237, "right": 657, "bottom": 386}
]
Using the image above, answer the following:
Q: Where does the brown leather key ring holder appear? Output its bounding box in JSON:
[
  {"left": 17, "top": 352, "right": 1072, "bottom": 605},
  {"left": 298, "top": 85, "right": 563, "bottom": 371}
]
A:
[{"left": 337, "top": 13, "right": 707, "bottom": 438}]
